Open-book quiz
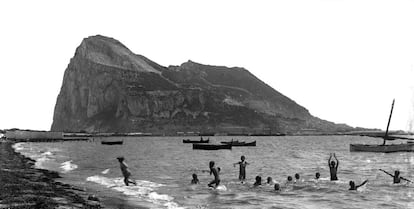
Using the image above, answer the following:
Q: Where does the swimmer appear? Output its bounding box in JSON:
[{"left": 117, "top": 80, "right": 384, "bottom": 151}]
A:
[
  {"left": 315, "top": 172, "right": 320, "bottom": 180},
  {"left": 254, "top": 176, "right": 262, "bottom": 186},
  {"left": 294, "top": 173, "right": 300, "bottom": 182},
  {"left": 349, "top": 180, "right": 368, "bottom": 190},
  {"left": 274, "top": 183, "right": 280, "bottom": 191},
  {"left": 328, "top": 153, "right": 339, "bottom": 181},
  {"left": 286, "top": 176, "right": 293, "bottom": 185},
  {"left": 267, "top": 177, "right": 273, "bottom": 184},
  {"left": 191, "top": 173, "right": 199, "bottom": 184},
  {"left": 379, "top": 169, "right": 412, "bottom": 184}
]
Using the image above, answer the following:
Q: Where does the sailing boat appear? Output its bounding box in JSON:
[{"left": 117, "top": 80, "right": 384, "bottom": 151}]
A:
[{"left": 350, "top": 99, "right": 414, "bottom": 153}]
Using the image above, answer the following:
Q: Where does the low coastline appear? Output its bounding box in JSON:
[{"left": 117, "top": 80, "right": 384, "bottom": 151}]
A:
[{"left": 0, "top": 141, "right": 102, "bottom": 209}]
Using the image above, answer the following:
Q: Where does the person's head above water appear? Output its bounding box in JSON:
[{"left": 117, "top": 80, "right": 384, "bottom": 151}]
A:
[
  {"left": 267, "top": 177, "right": 273, "bottom": 184},
  {"left": 217, "top": 167, "right": 221, "bottom": 172},
  {"left": 315, "top": 172, "right": 320, "bottom": 179},
  {"left": 209, "top": 161, "right": 215, "bottom": 168},
  {"left": 241, "top": 155, "right": 245, "bottom": 161},
  {"left": 116, "top": 156, "right": 124, "bottom": 162},
  {"left": 254, "top": 176, "right": 262, "bottom": 185},
  {"left": 274, "top": 183, "right": 280, "bottom": 191},
  {"left": 295, "top": 173, "right": 300, "bottom": 180},
  {"left": 192, "top": 173, "right": 198, "bottom": 179},
  {"left": 287, "top": 176, "right": 293, "bottom": 181},
  {"left": 349, "top": 181, "right": 355, "bottom": 189},
  {"left": 395, "top": 170, "right": 400, "bottom": 177},
  {"left": 330, "top": 161, "right": 336, "bottom": 167}
]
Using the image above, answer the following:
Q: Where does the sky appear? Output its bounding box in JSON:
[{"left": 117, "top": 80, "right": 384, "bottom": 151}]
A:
[{"left": 0, "top": 0, "right": 413, "bottom": 132}]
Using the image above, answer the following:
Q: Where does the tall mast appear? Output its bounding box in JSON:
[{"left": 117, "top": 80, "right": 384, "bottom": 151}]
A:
[{"left": 383, "top": 99, "right": 395, "bottom": 145}]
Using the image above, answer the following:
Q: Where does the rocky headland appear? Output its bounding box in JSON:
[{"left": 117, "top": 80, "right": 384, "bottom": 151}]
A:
[{"left": 51, "top": 35, "right": 354, "bottom": 134}]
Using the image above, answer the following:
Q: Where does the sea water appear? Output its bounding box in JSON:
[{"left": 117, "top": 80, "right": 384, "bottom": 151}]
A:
[{"left": 13, "top": 136, "right": 413, "bottom": 209}]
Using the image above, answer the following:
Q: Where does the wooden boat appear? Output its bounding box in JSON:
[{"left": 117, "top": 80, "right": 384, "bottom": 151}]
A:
[
  {"left": 221, "top": 140, "right": 256, "bottom": 146},
  {"left": 350, "top": 99, "right": 414, "bottom": 152},
  {"left": 183, "top": 138, "right": 210, "bottom": 143},
  {"left": 192, "top": 143, "right": 232, "bottom": 150},
  {"left": 101, "top": 141, "right": 123, "bottom": 145},
  {"left": 350, "top": 143, "right": 414, "bottom": 153}
]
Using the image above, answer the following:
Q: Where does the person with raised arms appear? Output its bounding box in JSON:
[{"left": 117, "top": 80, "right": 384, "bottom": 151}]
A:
[{"left": 328, "top": 153, "right": 339, "bottom": 181}]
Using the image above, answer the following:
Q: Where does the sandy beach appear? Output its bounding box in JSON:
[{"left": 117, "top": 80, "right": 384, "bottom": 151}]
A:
[{"left": 0, "top": 141, "right": 102, "bottom": 209}]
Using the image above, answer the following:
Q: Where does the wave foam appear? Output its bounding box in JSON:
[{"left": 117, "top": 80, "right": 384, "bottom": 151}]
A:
[
  {"left": 86, "top": 175, "right": 185, "bottom": 209},
  {"left": 60, "top": 160, "right": 78, "bottom": 173},
  {"left": 12, "top": 142, "right": 26, "bottom": 152},
  {"left": 101, "top": 169, "right": 110, "bottom": 174}
]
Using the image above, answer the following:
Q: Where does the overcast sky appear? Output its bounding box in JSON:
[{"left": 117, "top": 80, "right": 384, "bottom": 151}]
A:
[{"left": 0, "top": 0, "right": 413, "bottom": 131}]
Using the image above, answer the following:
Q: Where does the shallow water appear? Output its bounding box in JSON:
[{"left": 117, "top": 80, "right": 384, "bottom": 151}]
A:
[{"left": 14, "top": 136, "right": 413, "bottom": 209}]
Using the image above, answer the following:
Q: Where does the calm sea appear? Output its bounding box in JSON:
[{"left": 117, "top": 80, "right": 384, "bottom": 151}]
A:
[{"left": 13, "top": 136, "right": 413, "bottom": 209}]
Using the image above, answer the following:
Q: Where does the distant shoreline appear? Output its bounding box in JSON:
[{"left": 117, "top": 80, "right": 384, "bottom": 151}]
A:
[{"left": 2, "top": 128, "right": 412, "bottom": 143}]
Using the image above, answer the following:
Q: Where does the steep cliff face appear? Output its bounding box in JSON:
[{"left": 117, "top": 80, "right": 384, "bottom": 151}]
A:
[{"left": 51, "top": 35, "right": 351, "bottom": 134}]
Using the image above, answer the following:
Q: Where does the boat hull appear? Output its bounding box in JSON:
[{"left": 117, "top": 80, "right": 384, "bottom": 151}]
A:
[
  {"left": 350, "top": 143, "right": 414, "bottom": 153},
  {"left": 101, "top": 141, "right": 123, "bottom": 145},
  {"left": 221, "top": 141, "right": 256, "bottom": 146},
  {"left": 183, "top": 139, "right": 209, "bottom": 143},
  {"left": 192, "top": 144, "right": 232, "bottom": 150}
]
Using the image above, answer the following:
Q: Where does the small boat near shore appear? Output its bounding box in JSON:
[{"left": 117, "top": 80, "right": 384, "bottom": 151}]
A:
[
  {"left": 101, "top": 141, "right": 123, "bottom": 145},
  {"left": 183, "top": 138, "right": 209, "bottom": 143},
  {"left": 350, "top": 143, "right": 414, "bottom": 153},
  {"left": 350, "top": 99, "right": 414, "bottom": 153},
  {"left": 221, "top": 140, "right": 256, "bottom": 146},
  {"left": 193, "top": 144, "right": 232, "bottom": 150}
]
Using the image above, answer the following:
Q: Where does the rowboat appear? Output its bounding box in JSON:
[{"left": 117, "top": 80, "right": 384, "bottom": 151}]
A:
[
  {"left": 350, "top": 143, "right": 414, "bottom": 153},
  {"left": 101, "top": 141, "right": 123, "bottom": 145},
  {"left": 192, "top": 144, "right": 232, "bottom": 150},
  {"left": 183, "top": 138, "right": 210, "bottom": 143},
  {"left": 221, "top": 140, "right": 256, "bottom": 146},
  {"left": 350, "top": 99, "right": 414, "bottom": 153}
]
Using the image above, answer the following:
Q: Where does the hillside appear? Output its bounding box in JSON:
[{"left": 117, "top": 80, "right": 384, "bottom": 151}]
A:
[{"left": 51, "top": 35, "right": 353, "bottom": 135}]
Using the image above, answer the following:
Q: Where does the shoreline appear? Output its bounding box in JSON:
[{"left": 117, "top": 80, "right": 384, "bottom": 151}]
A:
[{"left": 0, "top": 141, "right": 102, "bottom": 209}]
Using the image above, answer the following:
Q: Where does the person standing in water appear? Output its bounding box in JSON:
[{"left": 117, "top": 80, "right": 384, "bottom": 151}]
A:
[
  {"left": 117, "top": 157, "right": 137, "bottom": 186},
  {"left": 328, "top": 153, "right": 339, "bottom": 181},
  {"left": 234, "top": 155, "right": 249, "bottom": 182},
  {"left": 208, "top": 161, "right": 220, "bottom": 188},
  {"left": 349, "top": 180, "right": 368, "bottom": 190},
  {"left": 379, "top": 169, "right": 412, "bottom": 184}
]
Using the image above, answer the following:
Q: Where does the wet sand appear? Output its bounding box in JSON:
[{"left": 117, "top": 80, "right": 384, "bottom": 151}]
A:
[{"left": 0, "top": 141, "right": 102, "bottom": 209}]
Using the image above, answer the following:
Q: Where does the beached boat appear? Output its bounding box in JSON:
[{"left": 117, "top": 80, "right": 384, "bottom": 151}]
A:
[
  {"left": 350, "top": 99, "right": 414, "bottom": 153},
  {"left": 183, "top": 138, "right": 210, "bottom": 143},
  {"left": 221, "top": 140, "right": 256, "bottom": 146},
  {"left": 101, "top": 141, "right": 123, "bottom": 145},
  {"left": 192, "top": 143, "right": 232, "bottom": 150}
]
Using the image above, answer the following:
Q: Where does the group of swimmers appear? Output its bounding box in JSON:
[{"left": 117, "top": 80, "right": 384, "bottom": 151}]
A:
[
  {"left": 114, "top": 154, "right": 411, "bottom": 191},
  {"left": 191, "top": 153, "right": 412, "bottom": 191}
]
